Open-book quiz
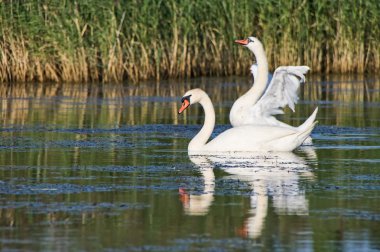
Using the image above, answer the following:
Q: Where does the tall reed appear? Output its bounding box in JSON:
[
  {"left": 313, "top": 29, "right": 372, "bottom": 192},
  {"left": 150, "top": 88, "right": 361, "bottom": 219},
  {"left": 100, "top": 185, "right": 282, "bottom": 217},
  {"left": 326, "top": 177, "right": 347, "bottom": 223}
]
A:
[{"left": 0, "top": 0, "right": 379, "bottom": 83}]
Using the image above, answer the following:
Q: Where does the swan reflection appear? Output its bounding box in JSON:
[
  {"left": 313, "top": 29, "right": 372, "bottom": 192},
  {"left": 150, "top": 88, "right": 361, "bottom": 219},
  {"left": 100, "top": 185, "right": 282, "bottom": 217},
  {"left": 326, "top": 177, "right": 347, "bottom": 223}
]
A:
[
  {"left": 179, "top": 155, "right": 215, "bottom": 216},
  {"left": 180, "top": 149, "right": 317, "bottom": 239}
]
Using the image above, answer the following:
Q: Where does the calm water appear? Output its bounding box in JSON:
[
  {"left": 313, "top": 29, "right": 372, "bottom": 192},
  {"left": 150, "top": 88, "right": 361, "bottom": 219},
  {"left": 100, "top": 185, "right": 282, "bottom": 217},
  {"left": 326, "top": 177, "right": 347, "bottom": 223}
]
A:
[{"left": 0, "top": 76, "right": 380, "bottom": 251}]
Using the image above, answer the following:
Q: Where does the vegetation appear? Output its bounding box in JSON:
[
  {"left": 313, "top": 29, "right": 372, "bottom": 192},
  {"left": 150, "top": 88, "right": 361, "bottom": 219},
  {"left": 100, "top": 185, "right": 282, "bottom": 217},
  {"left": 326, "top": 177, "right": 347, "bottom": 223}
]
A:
[{"left": 0, "top": 0, "right": 379, "bottom": 83}]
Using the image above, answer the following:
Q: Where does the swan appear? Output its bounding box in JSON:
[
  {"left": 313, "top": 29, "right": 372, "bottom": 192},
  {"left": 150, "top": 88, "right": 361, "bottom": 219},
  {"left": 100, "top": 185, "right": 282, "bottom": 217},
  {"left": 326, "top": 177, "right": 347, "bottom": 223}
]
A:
[
  {"left": 178, "top": 88, "right": 317, "bottom": 153},
  {"left": 231, "top": 37, "right": 316, "bottom": 144}
]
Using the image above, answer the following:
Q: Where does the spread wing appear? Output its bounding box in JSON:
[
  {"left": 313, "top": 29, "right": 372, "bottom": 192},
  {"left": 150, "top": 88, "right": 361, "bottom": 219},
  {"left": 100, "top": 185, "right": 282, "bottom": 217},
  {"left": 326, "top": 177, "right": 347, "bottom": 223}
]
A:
[
  {"left": 250, "top": 64, "right": 273, "bottom": 85},
  {"left": 251, "top": 66, "right": 310, "bottom": 118}
]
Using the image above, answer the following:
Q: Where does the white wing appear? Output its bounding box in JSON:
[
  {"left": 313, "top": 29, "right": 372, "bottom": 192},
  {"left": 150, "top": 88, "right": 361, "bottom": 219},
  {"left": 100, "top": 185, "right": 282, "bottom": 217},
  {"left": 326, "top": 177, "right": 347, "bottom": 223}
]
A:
[
  {"left": 250, "top": 64, "right": 258, "bottom": 79},
  {"left": 250, "top": 64, "right": 273, "bottom": 85},
  {"left": 251, "top": 66, "right": 310, "bottom": 119}
]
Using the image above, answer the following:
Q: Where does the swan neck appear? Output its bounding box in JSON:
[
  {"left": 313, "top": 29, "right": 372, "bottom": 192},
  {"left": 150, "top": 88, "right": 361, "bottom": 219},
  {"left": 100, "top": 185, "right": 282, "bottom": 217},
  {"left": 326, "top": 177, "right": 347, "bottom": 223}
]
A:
[
  {"left": 188, "top": 95, "right": 215, "bottom": 151},
  {"left": 248, "top": 47, "right": 268, "bottom": 98},
  {"left": 229, "top": 44, "right": 270, "bottom": 127}
]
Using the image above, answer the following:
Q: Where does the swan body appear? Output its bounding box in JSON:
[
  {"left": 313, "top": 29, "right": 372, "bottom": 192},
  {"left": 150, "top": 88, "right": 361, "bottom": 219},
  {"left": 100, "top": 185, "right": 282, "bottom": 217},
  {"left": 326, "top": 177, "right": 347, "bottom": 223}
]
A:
[
  {"left": 178, "top": 88, "right": 317, "bottom": 153},
  {"left": 232, "top": 37, "right": 315, "bottom": 144}
]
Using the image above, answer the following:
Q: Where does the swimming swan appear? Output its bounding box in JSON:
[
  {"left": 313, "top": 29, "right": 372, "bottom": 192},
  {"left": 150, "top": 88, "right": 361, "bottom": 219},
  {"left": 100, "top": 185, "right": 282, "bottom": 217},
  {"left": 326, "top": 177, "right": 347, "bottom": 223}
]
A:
[
  {"left": 178, "top": 88, "right": 317, "bottom": 153},
  {"left": 232, "top": 37, "right": 315, "bottom": 144}
]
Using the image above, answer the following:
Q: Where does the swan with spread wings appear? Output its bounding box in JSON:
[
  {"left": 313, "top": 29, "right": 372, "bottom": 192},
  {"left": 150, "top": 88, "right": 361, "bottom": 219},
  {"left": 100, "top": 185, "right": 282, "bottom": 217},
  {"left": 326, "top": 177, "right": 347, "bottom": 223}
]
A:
[{"left": 231, "top": 37, "right": 317, "bottom": 144}]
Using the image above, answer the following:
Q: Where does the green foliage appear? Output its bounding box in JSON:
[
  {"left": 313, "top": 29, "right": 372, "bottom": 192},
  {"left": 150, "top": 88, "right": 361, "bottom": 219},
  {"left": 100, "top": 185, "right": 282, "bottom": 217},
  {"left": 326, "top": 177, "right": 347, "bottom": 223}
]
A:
[{"left": 0, "top": 0, "right": 379, "bottom": 83}]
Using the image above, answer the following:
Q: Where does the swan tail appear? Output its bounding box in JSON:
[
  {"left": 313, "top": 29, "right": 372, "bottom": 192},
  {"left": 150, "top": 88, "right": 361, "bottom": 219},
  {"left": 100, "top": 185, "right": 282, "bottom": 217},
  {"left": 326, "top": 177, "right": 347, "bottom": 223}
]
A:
[
  {"left": 297, "top": 121, "right": 318, "bottom": 144},
  {"left": 265, "top": 120, "right": 317, "bottom": 151},
  {"left": 297, "top": 107, "right": 318, "bottom": 132}
]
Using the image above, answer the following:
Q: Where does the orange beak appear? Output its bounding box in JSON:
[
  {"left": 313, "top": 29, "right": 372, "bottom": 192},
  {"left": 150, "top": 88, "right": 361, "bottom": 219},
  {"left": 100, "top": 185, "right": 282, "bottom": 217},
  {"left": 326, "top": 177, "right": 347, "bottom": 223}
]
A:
[
  {"left": 235, "top": 39, "right": 249, "bottom": 45},
  {"left": 178, "top": 99, "right": 190, "bottom": 114}
]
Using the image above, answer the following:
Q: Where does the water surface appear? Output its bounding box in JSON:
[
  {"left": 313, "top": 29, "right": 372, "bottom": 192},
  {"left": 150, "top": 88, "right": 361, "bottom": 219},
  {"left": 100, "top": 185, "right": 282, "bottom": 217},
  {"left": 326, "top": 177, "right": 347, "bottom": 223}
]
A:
[{"left": 0, "top": 75, "right": 380, "bottom": 251}]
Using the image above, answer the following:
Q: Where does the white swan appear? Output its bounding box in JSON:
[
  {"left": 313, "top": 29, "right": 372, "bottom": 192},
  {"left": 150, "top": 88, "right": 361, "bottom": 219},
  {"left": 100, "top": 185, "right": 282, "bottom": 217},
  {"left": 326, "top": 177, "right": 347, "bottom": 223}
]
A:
[
  {"left": 231, "top": 37, "right": 316, "bottom": 144},
  {"left": 178, "top": 88, "right": 317, "bottom": 153}
]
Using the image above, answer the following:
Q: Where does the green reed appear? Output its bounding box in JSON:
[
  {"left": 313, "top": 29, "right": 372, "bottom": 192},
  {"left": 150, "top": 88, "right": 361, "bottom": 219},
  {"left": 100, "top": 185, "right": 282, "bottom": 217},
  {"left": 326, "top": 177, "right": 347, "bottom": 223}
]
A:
[{"left": 0, "top": 0, "right": 379, "bottom": 83}]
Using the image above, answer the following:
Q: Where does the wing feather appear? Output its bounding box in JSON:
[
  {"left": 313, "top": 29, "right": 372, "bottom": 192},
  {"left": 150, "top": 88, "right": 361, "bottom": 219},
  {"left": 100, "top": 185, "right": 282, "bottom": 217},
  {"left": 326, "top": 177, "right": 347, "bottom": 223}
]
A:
[{"left": 250, "top": 66, "right": 310, "bottom": 119}]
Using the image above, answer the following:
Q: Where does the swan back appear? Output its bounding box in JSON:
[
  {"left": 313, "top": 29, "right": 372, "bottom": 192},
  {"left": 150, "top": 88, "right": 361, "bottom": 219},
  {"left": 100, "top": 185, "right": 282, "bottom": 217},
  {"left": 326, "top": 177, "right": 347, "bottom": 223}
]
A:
[{"left": 201, "top": 123, "right": 316, "bottom": 153}]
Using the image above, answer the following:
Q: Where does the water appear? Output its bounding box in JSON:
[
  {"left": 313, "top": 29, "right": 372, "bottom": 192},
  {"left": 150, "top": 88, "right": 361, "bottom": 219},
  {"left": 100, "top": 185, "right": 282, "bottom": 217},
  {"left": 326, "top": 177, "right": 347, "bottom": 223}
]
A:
[{"left": 0, "top": 76, "right": 380, "bottom": 251}]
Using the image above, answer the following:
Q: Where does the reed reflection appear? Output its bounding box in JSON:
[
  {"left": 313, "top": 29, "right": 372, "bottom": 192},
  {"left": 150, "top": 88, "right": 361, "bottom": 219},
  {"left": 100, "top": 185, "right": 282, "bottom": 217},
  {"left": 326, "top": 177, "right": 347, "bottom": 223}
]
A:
[
  {"left": 0, "top": 75, "right": 379, "bottom": 129},
  {"left": 181, "top": 148, "right": 317, "bottom": 239}
]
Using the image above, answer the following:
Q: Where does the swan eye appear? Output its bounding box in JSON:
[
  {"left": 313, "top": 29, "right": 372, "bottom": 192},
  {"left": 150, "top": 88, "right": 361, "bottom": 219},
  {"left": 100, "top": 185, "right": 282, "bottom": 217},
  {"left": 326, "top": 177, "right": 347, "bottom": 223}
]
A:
[
  {"left": 181, "top": 95, "right": 191, "bottom": 103},
  {"left": 248, "top": 38, "right": 254, "bottom": 43}
]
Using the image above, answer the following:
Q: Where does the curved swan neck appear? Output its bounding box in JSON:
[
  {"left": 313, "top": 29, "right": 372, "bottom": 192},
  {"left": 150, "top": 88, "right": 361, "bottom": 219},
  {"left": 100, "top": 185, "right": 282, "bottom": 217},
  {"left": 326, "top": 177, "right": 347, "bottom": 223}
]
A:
[
  {"left": 188, "top": 94, "right": 215, "bottom": 151},
  {"left": 246, "top": 47, "right": 268, "bottom": 100},
  {"left": 229, "top": 44, "right": 269, "bottom": 127}
]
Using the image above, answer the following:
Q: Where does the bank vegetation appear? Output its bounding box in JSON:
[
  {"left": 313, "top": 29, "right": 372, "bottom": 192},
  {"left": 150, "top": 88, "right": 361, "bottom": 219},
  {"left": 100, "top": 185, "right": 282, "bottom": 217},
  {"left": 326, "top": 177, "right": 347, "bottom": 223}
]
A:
[{"left": 0, "top": 0, "right": 379, "bottom": 83}]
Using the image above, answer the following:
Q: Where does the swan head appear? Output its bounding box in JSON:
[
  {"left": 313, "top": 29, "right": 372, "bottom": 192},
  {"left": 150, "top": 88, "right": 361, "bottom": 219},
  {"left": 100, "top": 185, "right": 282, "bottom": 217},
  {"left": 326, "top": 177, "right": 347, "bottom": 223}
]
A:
[
  {"left": 178, "top": 88, "right": 205, "bottom": 114},
  {"left": 235, "top": 36, "right": 264, "bottom": 54}
]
